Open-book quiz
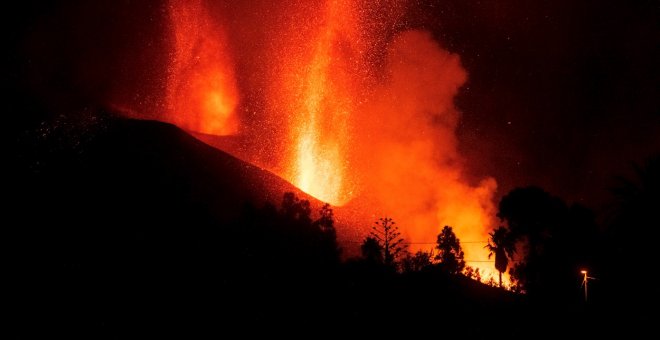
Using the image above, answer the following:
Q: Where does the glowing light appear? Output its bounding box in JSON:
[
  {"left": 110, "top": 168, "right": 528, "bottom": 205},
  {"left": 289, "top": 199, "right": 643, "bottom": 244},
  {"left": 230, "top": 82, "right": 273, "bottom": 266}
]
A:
[
  {"left": 158, "top": 0, "right": 504, "bottom": 286},
  {"left": 281, "top": 0, "right": 358, "bottom": 205},
  {"left": 166, "top": 0, "right": 239, "bottom": 135}
]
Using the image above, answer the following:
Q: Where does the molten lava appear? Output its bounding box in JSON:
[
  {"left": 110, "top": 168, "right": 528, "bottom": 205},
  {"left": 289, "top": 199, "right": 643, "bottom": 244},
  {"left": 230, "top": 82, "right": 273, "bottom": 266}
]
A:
[
  {"left": 273, "top": 0, "right": 363, "bottom": 206},
  {"left": 166, "top": 0, "right": 239, "bottom": 135}
]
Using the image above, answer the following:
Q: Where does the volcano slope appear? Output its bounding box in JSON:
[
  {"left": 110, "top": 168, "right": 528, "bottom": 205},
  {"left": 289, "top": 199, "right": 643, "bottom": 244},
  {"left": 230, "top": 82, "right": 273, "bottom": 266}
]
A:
[{"left": 8, "top": 112, "right": 625, "bottom": 338}]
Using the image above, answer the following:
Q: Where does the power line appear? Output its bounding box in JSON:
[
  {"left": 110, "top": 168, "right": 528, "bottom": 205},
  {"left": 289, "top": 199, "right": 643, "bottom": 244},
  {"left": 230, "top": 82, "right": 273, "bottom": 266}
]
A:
[
  {"left": 346, "top": 241, "right": 488, "bottom": 244},
  {"left": 458, "top": 259, "right": 519, "bottom": 262},
  {"left": 406, "top": 241, "right": 488, "bottom": 244},
  {"left": 343, "top": 240, "right": 525, "bottom": 263}
]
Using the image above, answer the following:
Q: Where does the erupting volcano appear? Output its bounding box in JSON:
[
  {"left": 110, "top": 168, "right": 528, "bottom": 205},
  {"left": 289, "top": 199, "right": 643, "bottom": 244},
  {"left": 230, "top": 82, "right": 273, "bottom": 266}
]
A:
[
  {"left": 145, "top": 0, "right": 502, "bottom": 282},
  {"left": 10, "top": 0, "right": 659, "bottom": 334}
]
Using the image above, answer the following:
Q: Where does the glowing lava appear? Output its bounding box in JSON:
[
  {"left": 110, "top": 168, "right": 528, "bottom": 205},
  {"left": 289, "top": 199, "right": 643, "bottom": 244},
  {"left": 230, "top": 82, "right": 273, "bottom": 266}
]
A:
[
  {"left": 280, "top": 0, "right": 362, "bottom": 206},
  {"left": 166, "top": 0, "right": 239, "bottom": 135},
  {"left": 152, "top": 0, "right": 508, "bottom": 284}
]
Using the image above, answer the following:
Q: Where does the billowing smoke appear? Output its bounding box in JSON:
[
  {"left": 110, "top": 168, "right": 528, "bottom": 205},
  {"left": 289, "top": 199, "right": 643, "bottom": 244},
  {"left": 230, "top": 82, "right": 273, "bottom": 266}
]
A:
[{"left": 351, "top": 30, "right": 498, "bottom": 268}]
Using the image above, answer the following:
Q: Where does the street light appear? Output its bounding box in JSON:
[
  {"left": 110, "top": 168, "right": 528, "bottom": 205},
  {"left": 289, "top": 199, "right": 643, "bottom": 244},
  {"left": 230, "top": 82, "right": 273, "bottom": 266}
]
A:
[{"left": 580, "top": 269, "right": 596, "bottom": 302}]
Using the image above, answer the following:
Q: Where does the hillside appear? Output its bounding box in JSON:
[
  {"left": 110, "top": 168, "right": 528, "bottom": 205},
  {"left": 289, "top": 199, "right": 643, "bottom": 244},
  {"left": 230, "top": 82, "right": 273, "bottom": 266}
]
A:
[
  {"left": 7, "top": 113, "right": 335, "bottom": 336},
  {"left": 7, "top": 112, "right": 618, "bottom": 338}
]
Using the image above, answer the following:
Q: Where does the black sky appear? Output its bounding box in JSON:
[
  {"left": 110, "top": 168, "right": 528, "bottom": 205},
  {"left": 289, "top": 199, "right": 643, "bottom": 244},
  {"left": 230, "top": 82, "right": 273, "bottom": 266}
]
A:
[
  {"left": 415, "top": 0, "right": 659, "bottom": 208},
  {"left": 5, "top": 0, "right": 659, "bottom": 211}
]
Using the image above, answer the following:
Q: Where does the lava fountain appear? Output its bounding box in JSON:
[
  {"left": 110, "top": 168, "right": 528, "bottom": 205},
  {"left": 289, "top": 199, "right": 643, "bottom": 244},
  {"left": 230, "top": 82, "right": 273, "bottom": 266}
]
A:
[
  {"left": 129, "top": 0, "right": 505, "bottom": 283},
  {"left": 270, "top": 0, "right": 366, "bottom": 205},
  {"left": 166, "top": 0, "right": 239, "bottom": 135}
]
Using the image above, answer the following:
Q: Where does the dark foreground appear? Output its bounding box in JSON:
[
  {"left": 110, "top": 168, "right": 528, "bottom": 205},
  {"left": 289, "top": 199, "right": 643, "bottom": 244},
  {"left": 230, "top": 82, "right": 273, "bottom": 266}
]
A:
[{"left": 6, "top": 115, "right": 651, "bottom": 338}]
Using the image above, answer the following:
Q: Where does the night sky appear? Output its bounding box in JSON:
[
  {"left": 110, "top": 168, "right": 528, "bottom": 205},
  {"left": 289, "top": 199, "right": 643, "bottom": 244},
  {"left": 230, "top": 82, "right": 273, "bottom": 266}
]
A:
[
  {"left": 5, "top": 3, "right": 659, "bottom": 336},
  {"left": 418, "top": 0, "right": 659, "bottom": 208},
  {"left": 5, "top": 0, "right": 659, "bottom": 210}
]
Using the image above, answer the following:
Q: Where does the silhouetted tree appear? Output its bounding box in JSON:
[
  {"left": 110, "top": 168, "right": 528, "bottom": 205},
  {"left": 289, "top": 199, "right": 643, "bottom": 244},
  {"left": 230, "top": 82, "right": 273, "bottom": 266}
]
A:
[
  {"left": 281, "top": 191, "right": 312, "bottom": 226},
  {"left": 313, "top": 203, "right": 340, "bottom": 260},
  {"left": 237, "top": 192, "right": 341, "bottom": 277},
  {"left": 607, "top": 156, "right": 660, "bottom": 305},
  {"left": 508, "top": 262, "right": 525, "bottom": 293},
  {"left": 498, "top": 186, "right": 601, "bottom": 300},
  {"left": 435, "top": 226, "right": 465, "bottom": 274},
  {"left": 498, "top": 187, "right": 567, "bottom": 243},
  {"left": 314, "top": 203, "right": 334, "bottom": 232},
  {"left": 361, "top": 236, "right": 383, "bottom": 264},
  {"left": 497, "top": 186, "right": 568, "bottom": 296},
  {"left": 464, "top": 266, "right": 481, "bottom": 281},
  {"left": 369, "top": 217, "right": 405, "bottom": 267},
  {"left": 485, "top": 226, "right": 516, "bottom": 288},
  {"left": 401, "top": 250, "right": 434, "bottom": 273}
]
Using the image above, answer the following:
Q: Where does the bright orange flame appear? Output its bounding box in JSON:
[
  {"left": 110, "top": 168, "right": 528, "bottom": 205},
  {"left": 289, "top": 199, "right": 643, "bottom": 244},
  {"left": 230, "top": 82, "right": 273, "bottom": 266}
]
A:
[
  {"left": 276, "top": 0, "right": 360, "bottom": 205},
  {"left": 166, "top": 0, "right": 239, "bottom": 135}
]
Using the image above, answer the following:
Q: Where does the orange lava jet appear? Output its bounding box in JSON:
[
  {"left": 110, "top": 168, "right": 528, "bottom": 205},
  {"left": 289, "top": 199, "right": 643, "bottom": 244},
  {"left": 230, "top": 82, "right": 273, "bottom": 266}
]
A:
[
  {"left": 150, "top": 0, "right": 507, "bottom": 284},
  {"left": 166, "top": 0, "right": 239, "bottom": 135},
  {"left": 275, "top": 0, "right": 363, "bottom": 206}
]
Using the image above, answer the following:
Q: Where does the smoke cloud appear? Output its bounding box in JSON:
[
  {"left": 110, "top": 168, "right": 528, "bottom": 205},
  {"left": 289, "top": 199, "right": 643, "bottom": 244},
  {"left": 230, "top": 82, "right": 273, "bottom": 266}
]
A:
[{"left": 348, "top": 30, "right": 498, "bottom": 267}]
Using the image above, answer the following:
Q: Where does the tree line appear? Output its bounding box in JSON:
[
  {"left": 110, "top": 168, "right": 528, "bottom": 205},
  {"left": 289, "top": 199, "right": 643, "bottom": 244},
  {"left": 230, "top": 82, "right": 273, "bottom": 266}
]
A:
[{"left": 258, "top": 155, "right": 659, "bottom": 306}]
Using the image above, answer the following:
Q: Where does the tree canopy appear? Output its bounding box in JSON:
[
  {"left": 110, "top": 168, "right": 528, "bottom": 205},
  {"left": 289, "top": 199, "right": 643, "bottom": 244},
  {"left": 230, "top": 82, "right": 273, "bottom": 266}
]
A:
[{"left": 435, "top": 226, "right": 465, "bottom": 274}]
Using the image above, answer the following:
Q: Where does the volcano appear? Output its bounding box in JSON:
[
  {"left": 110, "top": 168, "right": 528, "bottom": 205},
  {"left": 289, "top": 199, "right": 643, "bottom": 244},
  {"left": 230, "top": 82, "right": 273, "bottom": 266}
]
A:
[
  {"left": 7, "top": 110, "right": 632, "bottom": 337},
  {"left": 11, "top": 111, "right": 327, "bottom": 240},
  {"left": 7, "top": 110, "right": 525, "bottom": 337},
  {"left": 7, "top": 0, "right": 657, "bottom": 337}
]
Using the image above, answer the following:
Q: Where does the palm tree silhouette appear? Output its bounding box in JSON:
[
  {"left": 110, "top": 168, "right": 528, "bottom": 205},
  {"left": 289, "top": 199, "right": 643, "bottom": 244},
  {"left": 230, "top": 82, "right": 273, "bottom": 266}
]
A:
[{"left": 485, "top": 226, "right": 516, "bottom": 288}]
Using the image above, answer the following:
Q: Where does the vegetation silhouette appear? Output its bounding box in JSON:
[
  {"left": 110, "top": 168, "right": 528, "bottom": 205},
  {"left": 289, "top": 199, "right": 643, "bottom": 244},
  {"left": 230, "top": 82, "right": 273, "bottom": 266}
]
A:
[
  {"left": 464, "top": 266, "right": 482, "bottom": 282},
  {"left": 360, "top": 236, "right": 384, "bottom": 265},
  {"left": 7, "top": 112, "right": 656, "bottom": 336},
  {"left": 497, "top": 186, "right": 604, "bottom": 302},
  {"left": 605, "top": 155, "right": 660, "bottom": 309},
  {"left": 485, "top": 226, "right": 516, "bottom": 288},
  {"left": 401, "top": 250, "right": 434, "bottom": 273},
  {"left": 365, "top": 217, "right": 406, "bottom": 268},
  {"left": 435, "top": 226, "right": 466, "bottom": 274}
]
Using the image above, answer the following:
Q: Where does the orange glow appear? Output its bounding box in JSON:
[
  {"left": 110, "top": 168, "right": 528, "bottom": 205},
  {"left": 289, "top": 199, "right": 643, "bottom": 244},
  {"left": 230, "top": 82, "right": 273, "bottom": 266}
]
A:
[
  {"left": 166, "top": 0, "right": 239, "bottom": 135},
  {"left": 152, "top": 1, "right": 507, "bottom": 285},
  {"left": 268, "top": 0, "right": 363, "bottom": 205},
  {"left": 344, "top": 29, "right": 502, "bottom": 284}
]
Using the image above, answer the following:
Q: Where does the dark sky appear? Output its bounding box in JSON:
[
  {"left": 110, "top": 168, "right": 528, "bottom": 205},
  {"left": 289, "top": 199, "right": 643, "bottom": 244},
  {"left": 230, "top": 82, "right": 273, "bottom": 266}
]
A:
[
  {"left": 413, "top": 0, "right": 659, "bottom": 208},
  {"left": 5, "top": 0, "right": 659, "bottom": 211}
]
